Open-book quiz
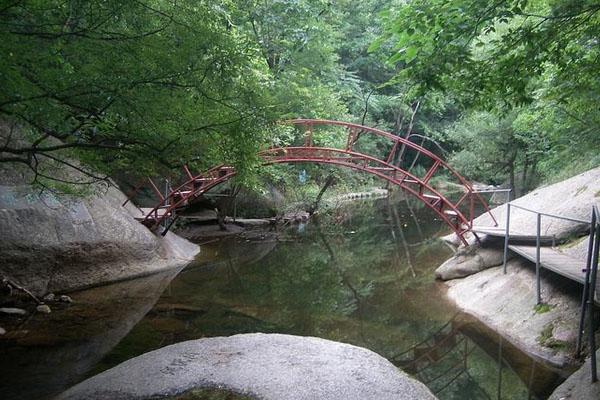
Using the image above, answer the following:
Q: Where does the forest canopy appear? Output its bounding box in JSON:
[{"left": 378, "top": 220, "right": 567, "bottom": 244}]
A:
[{"left": 0, "top": 0, "right": 598, "bottom": 192}]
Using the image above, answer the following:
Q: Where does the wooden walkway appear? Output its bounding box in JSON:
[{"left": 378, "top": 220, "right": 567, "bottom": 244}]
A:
[
  {"left": 509, "top": 245, "right": 588, "bottom": 285},
  {"left": 507, "top": 244, "right": 599, "bottom": 305},
  {"left": 472, "top": 202, "right": 599, "bottom": 383},
  {"left": 474, "top": 227, "right": 599, "bottom": 305}
]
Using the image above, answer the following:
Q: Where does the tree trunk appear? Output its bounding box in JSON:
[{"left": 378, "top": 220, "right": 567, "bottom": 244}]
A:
[
  {"left": 215, "top": 207, "right": 227, "bottom": 231},
  {"left": 508, "top": 162, "right": 516, "bottom": 200},
  {"left": 395, "top": 100, "right": 421, "bottom": 166},
  {"left": 522, "top": 154, "right": 530, "bottom": 194},
  {"left": 309, "top": 174, "right": 335, "bottom": 215}
]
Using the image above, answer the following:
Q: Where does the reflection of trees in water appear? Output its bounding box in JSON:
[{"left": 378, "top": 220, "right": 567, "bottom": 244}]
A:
[
  {"left": 387, "top": 197, "right": 416, "bottom": 277},
  {"left": 95, "top": 199, "right": 558, "bottom": 400},
  {"left": 173, "top": 201, "right": 555, "bottom": 399},
  {"left": 141, "top": 198, "right": 451, "bottom": 344},
  {"left": 314, "top": 221, "right": 370, "bottom": 342},
  {"left": 0, "top": 268, "right": 183, "bottom": 400}
]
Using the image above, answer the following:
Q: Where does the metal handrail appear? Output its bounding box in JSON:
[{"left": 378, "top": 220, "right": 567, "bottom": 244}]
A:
[
  {"left": 503, "top": 203, "right": 598, "bottom": 383},
  {"left": 509, "top": 203, "right": 591, "bottom": 225},
  {"left": 502, "top": 202, "right": 591, "bottom": 279},
  {"left": 473, "top": 188, "right": 513, "bottom": 193},
  {"left": 474, "top": 188, "right": 513, "bottom": 206},
  {"left": 576, "top": 205, "right": 599, "bottom": 383}
]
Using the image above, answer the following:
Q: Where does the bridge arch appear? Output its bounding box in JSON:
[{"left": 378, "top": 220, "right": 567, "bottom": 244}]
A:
[{"left": 125, "top": 119, "right": 497, "bottom": 245}]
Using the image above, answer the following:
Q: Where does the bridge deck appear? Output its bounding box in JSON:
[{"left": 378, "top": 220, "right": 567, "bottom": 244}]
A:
[{"left": 134, "top": 207, "right": 169, "bottom": 221}]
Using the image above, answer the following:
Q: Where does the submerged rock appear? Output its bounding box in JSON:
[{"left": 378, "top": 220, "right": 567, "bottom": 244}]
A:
[
  {"left": 36, "top": 304, "right": 51, "bottom": 314},
  {"left": 0, "top": 327, "right": 5, "bottom": 335},
  {"left": 0, "top": 307, "right": 27, "bottom": 316},
  {"left": 59, "top": 295, "right": 73, "bottom": 303},
  {"left": 58, "top": 333, "right": 437, "bottom": 400},
  {"left": 43, "top": 293, "right": 55, "bottom": 302}
]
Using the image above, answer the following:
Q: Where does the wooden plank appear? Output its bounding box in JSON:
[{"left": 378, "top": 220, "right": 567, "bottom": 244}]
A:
[
  {"left": 509, "top": 244, "right": 600, "bottom": 305},
  {"left": 509, "top": 245, "right": 587, "bottom": 284},
  {"left": 472, "top": 226, "right": 555, "bottom": 245}
]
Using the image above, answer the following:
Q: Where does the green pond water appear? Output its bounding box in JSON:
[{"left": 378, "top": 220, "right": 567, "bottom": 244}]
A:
[{"left": 0, "top": 197, "right": 566, "bottom": 399}]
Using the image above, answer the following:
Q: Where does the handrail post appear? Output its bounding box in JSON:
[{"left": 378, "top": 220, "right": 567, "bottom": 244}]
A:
[
  {"left": 576, "top": 208, "right": 596, "bottom": 357},
  {"left": 536, "top": 213, "right": 542, "bottom": 305},
  {"left": 469, "top": 191, "right": 474, "bottom": 228},
  {"left": 503, "top": 203, "right": 511, "bottom": 274},
  {"left": 588, "top": 216, "right": 599, "bottom": 383},
  {"left": 163, "top": 179, "right": 170, "bottom": 230}
]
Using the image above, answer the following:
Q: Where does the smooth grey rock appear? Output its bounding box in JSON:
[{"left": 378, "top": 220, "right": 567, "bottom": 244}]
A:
[
  {"left": 446, "top": 260, "right": 580, "bottom": 368},
  {"left": 0, "top": 307, "right": 27, "bottom": 316},
  {"left": 0, "top": 327, "right": 5, "bottom": 335},
  {"left": 0, "top": 172, "right": 199, "bottom": 296},
  {"left": 472, "top": 167, "right": 600, "bottom": 240},
  {"left": 58, "top": 333, "right": 437, "bottom": 400},
  {"left": 0, "top": 127, "right": 199, "bottom": 296},
  {"left": 443, "top": 168, "right": 600, "bottom": 246},
  {"left": 549, "top": 349, "right": 600, "bottom": 400},
  {"left": 59, "top": 295, "right": 73, "bottom": 303},
  {"left": 435, "top": 246, "right": 504, "bottom": 280},
  {"left": 36, "top": 304, "right": 51, "bottom": 314},
  {"left": 43, "top": 293, "right": 55, "bottom": 302}
]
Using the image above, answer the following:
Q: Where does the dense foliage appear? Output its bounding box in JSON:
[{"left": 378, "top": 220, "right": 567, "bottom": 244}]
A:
[
  {"left": 0, "top": 1, "right": 273, "bottom": 184},
  {"left": 1, "top": 0, "right": 597, "bottom": 193},
  {"left": 375, "top": 0, "right": 600, "bottom": 189}
]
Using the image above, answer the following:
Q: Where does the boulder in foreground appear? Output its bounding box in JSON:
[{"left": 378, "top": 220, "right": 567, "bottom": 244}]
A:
[{"left": 58, "top": 333, "right": 437, "bottom": 400}]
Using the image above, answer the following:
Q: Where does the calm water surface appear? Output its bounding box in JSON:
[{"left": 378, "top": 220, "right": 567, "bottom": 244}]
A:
[{"left": 0, "top": 197, "right": 565, "bottom": 399}]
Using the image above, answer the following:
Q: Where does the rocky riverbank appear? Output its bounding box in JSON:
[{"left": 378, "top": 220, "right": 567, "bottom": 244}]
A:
[
  {"left": 549, "top": 349, "right": 600, "bottom": 399},
  {"left": 0, "top": 165, "right": 199, "bottom": 297},
  {"left": 436, "top": 167, "right": 600, "bottom": 396},
  {"left": 0, "top": 267, "right": 184, "bottom": 400}
]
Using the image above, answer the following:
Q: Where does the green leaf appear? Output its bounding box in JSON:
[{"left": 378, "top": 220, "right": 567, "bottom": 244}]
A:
[{"left": 405, "top": 46, "right": 418, "bottom": 62}]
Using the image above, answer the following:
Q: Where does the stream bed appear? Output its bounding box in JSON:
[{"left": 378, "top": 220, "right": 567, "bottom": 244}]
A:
[{"left": 0, "top": 197, "right": 567, "bottom": 399}]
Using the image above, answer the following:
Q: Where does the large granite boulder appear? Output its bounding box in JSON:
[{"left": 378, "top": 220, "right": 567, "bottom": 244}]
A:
[
  {"left": 0, "top": 171, "right": 198, "bottom": 296},
  {"left": 58, "top": 333, "right": 438, "bottom": 400}
]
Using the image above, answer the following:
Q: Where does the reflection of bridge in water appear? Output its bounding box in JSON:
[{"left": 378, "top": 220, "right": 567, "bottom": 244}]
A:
[
  {"left": 390, "top": 314, "right": 563, "bottom": 400},
  {"left": 391, "top": 316, "right": 479, "bottom": 397}
]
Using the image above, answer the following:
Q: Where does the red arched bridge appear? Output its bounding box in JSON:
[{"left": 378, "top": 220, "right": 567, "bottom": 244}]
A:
[{"left": 123, "top": 119, "right": 497, "bottom": 244}]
